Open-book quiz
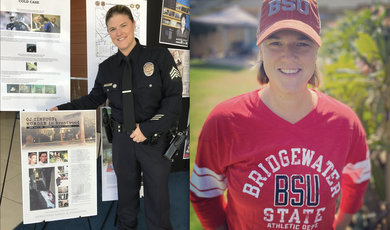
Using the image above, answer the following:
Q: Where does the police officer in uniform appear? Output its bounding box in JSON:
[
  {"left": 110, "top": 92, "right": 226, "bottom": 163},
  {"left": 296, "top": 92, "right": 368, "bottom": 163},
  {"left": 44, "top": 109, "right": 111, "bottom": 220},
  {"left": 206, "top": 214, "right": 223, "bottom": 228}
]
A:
[
  {"left": 6, "top": 16, "right": 16, "bottom": 30},
  {"left": 51, "top": 5, "right": 182, "bottom": 230},
  {"left": 6, "top": 15, "right": 30, "bottom": 31}
]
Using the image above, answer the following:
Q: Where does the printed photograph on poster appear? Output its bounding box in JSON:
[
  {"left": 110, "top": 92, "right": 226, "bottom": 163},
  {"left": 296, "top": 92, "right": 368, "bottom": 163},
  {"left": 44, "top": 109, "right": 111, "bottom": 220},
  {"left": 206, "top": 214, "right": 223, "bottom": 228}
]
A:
[
  {"left": 20, "top": 111, "right": 97, "bottom": 224},
  {"left": 100, "top": 107, "right": 144, "bottom": 201},
  {"left": 168, "top": 48, "right": 190, "bottom": 97},
  {"left": 26, "top": 62, "right": 37, "bottom": 71},
  {"left": 28, "top": 152, "right": 38, "bottom": 165},
  {"left": 29, "top": 167, "right": 56, "bottom": 211},
  {"left": 21, "top": 114, "right": 96, "bottom": 148},
  {"left": 0, "top": 1, "right": 70, "bottom": 111},
  {"left": 27, "top": 43, "right": 37, "bottom": 52},
  {"left": 159, "top": 0, "right": 190, "bottom": 47},
  {"left": 9, "top": 84, "right": 50, "bottom": 94},
  {"left": 56, "top": 165, "right": 69, "bottom": 185},
  {"left": 0, "top": 12, "right": 61, "bottom": 33},
  {"left": 57, "top": 165, "right": 69, "bottom": 208},
  {"left": 86, "top": 0, "right": 147, "bottom": 92},
  {"left": 38, "top": 152, "right": 48, "bottom": 165},
  {"left": 49, "top": 150, "right": 68, "bottom": 163},
  {"left": 0, "top": 11, "right": 31, "bottom": 31},
  {"left": 31, "top": 14, "right": 61, "bottom": 33}
]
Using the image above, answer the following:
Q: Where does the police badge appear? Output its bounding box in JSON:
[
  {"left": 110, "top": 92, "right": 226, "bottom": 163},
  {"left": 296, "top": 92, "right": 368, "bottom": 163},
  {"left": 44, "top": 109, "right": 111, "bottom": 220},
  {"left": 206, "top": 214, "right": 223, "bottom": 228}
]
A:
[{"left": 143, "top": 62, "right": 154, "bottom": 77}]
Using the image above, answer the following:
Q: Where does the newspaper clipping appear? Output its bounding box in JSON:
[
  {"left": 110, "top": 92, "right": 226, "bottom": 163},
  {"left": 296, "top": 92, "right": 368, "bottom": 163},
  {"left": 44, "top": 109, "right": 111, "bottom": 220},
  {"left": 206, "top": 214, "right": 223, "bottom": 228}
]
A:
[
  {"left": 0, "top": 0, "right": 70, "bottom": 111},
  {"left": 20, "top": 111, "right": 97, "bottom": 224},
  {"left": 86, "top": 0, "right": 147, "bottom": 92},
  {"left": 159, "top": 0, "right": 190, "bottom": 47}
]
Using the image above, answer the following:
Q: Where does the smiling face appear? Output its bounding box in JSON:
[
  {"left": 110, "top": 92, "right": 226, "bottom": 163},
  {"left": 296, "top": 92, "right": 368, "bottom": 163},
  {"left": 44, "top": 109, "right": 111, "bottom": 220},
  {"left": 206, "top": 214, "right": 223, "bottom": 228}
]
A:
[
  {"left": 107, "top": 13, "right": 136, "bottom": 56},
  {"left": 181, "top": 16, "right": 186, "bottom": 30},
  {"left": 260, "top": 30, "right": 319, "bottom": 94},
  {"left": 40, "top": 153, "right": 47, "bottom": 163}
]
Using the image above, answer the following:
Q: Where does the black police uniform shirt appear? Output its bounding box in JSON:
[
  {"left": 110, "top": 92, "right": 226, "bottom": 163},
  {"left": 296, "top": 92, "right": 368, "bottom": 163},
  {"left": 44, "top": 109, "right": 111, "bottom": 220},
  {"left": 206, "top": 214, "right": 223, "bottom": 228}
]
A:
[{"left": 58, "top": 40, "right": 182, "bottom": 138}]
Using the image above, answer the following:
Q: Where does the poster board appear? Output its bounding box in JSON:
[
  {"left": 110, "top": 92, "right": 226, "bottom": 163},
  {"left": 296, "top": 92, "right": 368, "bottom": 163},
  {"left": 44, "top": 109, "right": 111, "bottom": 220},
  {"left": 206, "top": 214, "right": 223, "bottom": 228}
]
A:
[
  {"left": 168, "top": 48, "right": 189, "bottom": 98},
  {"left": 100, "top": 107, "right": 117, "bottom": 201},
  {"left": 0, "top": 0, "right": 70, "bottom": 111},
  {"left": 159, "top": 0, "right": 190, "bottom": 47},
  {"left": 86, "top": 0, "right": 147, "bottom": 92},
  {"left": 20, "top": 110, "right": 97, "bottom": 224}
]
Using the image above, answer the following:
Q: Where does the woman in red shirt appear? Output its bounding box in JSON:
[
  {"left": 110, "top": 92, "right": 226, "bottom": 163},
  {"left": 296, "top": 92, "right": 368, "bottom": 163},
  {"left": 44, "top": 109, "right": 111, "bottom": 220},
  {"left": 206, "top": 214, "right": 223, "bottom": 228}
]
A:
[{"left": 190, "top": 1, "right": 371, "bottom": 229}]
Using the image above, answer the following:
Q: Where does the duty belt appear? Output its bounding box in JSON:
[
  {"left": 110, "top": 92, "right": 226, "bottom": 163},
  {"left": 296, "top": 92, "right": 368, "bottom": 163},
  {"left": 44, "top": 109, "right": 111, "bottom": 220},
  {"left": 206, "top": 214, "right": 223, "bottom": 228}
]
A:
[
  {"left": 111, "top": 119, "right": 161, "bottom": 145},
  {"left": 111, "top": 119, "right": 125, "bottom": 133}
]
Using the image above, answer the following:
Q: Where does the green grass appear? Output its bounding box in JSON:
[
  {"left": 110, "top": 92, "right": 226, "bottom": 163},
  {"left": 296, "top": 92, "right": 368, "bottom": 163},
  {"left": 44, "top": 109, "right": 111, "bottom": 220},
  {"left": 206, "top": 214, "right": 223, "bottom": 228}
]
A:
[{"left": 189, "top": 59, "right": 260, "bottom": 229}]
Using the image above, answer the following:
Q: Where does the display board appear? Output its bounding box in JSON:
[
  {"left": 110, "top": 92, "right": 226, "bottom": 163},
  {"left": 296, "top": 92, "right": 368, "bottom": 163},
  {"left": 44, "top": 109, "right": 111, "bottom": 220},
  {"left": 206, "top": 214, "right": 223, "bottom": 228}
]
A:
[
  {"left": 159, "top": 0, "right": 190, "bottom": 47},
  {"left": 20, "top": 110, "right": 97, "bottom": 224},
  {"left": 168, "top": 48, "right": 189, "bottom": 98},
  {"left": 86, "top": 0, "right": 147, "bottom": 92},
  {"left": 147, "top": 0, "right": 190, "bottom": 171},
  {"left": 0, "top": 0, "right": 70, "bottom": 111}
]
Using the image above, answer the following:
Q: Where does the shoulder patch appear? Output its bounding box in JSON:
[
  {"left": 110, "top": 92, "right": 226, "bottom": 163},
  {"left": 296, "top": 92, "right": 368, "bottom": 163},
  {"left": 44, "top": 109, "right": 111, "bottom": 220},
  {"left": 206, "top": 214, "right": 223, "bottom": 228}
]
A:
[{"left": 169, "top": 66, "right": 181, "bottom": 79}]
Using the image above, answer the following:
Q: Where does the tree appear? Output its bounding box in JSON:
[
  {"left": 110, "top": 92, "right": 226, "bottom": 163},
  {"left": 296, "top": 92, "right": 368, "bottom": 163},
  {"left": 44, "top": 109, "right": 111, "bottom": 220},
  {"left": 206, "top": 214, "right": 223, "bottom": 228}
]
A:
[{"left": 320, "top": 5, "right": 390, "bottom": 228}]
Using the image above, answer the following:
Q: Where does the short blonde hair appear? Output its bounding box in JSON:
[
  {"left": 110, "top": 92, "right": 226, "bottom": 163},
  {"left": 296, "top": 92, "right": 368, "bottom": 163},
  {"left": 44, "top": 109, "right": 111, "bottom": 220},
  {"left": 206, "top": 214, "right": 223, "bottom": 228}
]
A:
[{"left": 257, "top": 61, "right": 320, "bottom": 87}]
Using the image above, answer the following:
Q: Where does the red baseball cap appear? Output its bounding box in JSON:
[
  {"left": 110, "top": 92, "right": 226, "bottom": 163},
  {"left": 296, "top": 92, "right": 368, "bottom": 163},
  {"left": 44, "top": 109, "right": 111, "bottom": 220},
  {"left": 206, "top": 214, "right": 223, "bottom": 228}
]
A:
[{"left": 256, "top": 0, "right": 321, "bottom": 47}]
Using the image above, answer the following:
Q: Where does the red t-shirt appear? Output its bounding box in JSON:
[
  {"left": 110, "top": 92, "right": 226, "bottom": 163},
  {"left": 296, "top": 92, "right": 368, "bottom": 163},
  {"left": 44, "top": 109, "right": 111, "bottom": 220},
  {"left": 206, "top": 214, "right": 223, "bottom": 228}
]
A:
[{"left": 190, "top": 89, "right": 370, "bottom": 230}]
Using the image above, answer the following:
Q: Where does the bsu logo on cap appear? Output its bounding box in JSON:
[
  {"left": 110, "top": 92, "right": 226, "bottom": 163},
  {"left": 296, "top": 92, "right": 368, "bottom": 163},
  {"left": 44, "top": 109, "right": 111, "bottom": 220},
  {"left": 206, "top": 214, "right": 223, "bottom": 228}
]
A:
[
  {"left": 257, "top": 0, "right": 321, "bottom": 47},
  {"left": 268, "top": 0, "right": 311, "bottom": 16}
]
